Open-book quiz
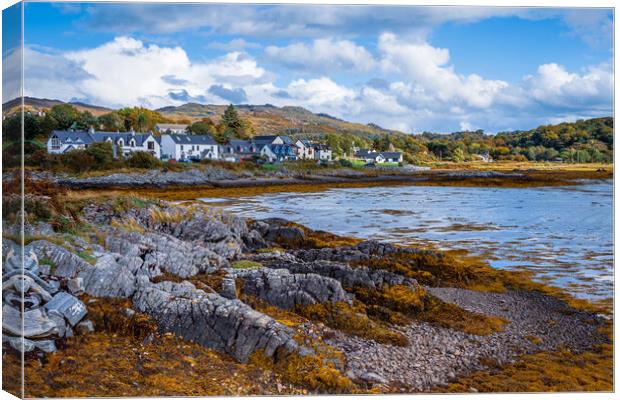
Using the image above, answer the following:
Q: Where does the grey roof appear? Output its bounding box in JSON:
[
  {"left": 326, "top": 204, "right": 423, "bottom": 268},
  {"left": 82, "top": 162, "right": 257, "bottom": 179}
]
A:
[
  {"left": 50, "top": 130, "right": 95, "bottom": 144},
  {"left": 166, "top": 134, "right": 216, "bottom": 145},
  {"left": 156, "top": 123, "right": 188, "bottom": 130},
  {"left": 355, "top": 149, "right": 377, "bottom": 158},
  {"left": 313, "top": 144, "right": 331, "bottom": 151},
  {"left": 380, "top": 152, "right": 401, "bottom": 159},
  {"left": 91, "top": 132, "right": 155, "bottom": 147},
  {"left": 50, "top": 130, "right": 156, "bottom": 147},
  {"left": 253, "top": 135, "right": 293, "bottom": 145}
]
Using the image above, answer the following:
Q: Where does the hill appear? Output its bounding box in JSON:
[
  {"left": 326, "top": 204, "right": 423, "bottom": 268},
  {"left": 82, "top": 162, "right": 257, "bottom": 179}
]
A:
[
  {"left": 156, "top": 102, "right": 403, "bottom": 139},
  {"left": 2, "top": 96, "right": 112, "bottom": 116}
]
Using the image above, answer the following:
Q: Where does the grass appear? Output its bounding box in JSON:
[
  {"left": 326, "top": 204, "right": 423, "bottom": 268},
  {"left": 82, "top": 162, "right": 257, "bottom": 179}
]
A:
[{"left": 231, "top": 260, "right": 263, "bottom": 269}]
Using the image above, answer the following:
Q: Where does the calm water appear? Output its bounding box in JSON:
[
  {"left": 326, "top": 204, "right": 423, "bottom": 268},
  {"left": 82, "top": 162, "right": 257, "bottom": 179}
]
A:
[{"left": 201, "top": 180, "right": 613, "bottom": 301}]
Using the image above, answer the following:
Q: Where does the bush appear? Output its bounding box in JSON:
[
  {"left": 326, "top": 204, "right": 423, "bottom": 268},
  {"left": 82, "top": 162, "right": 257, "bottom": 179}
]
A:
[
  {"left": 85, "top": 142, "right": 115, "bottom": 167},
  {"left": 338, "top": 159, "right": 353, "bottom": 168},
  {"left": 125, "top": 151, "right": 162, "bottom": 169}
]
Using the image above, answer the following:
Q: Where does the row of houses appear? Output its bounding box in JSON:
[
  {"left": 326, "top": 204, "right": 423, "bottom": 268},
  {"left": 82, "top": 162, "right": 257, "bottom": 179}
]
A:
[{"left": 47, "top": 130, "right": 334, "bottom": 163}]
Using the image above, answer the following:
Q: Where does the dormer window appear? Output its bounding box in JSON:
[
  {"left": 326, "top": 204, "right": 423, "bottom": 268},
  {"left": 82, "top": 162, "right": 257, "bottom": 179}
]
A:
[
  {"left": 51, "top": 135, "right": 61, "bottom": 150},
  {"left": 129, "top": 139, "right": 136, "bottom": 147},
  {"left": 118, "top": 138, "right": 124, "bottom": 147}
]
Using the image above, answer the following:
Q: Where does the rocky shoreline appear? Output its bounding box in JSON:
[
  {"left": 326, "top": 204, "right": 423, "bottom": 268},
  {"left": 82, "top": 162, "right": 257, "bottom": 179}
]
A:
[
  {"left": 22, "top": 166, "right": 581, "bottom": 190},
  {"left": 2, "top": 197, "right": 610, "bottom": 395}
]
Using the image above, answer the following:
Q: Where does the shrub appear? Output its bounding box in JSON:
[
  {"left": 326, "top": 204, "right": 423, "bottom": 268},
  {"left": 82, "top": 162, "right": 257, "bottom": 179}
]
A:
[
  {"left": 125, "top": 151, "right": 161, "bottom": 169},
  {"left": 338, "top": 159, "right": 353, "bottom": 168},
  {"left": 85, "top": 142, "right": 115, "bottom": 167}
]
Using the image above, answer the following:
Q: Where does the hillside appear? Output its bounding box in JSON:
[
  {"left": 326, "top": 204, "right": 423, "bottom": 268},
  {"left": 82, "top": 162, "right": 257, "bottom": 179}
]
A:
[
  {"left": 156, "top": 103, "right": 403, "bottom": 139},
  {"left": 2, "top": 96, "right": 112, "bottom": 116}
]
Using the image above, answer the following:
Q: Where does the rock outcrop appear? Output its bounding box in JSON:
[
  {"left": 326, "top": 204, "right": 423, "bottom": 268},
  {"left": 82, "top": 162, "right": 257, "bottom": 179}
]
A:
[
  {"left": 264, "top": 260, "right": 419, "bottom": 290},
  {"left": 234, "top": 268, "right": 351, "bottom": 309},
  {"left": 132, "top": 278, "right": 298, "bottom": 362},
  {"left": 104, "top": 229, "right": 227, "bottom": 278}
]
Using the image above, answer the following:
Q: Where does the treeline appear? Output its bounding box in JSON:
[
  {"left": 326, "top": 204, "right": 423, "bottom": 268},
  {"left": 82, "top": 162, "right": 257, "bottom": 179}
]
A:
[{"left": 317, "top": 117, "right": 613, "bottom": 164}]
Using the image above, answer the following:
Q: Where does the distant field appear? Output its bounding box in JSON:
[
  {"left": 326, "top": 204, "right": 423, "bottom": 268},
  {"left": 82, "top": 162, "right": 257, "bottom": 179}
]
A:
[{"left": 431, "top": 161, "right": 613, "bottom": 172}]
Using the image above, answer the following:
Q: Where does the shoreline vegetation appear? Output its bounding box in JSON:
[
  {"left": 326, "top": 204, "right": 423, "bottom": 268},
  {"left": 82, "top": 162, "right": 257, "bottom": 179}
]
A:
[{"left": 2, "top": 171, "right": 613, "bottom": 396}]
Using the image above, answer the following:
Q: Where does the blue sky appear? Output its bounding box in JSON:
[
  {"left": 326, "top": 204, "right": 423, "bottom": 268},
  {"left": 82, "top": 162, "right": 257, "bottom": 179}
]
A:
[{"left": 2, "top": 3, "right": 614, "bottom": 133}]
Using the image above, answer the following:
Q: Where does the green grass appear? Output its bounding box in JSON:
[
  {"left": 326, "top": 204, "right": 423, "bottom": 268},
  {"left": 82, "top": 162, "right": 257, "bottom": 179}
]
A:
[{"left": 231, "top": 260, "right": 263, "bottom": 269}]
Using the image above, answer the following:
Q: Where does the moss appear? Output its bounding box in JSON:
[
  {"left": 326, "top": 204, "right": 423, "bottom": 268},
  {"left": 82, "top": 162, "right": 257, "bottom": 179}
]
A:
[
  {"left": 77, "top": 249, "right": 97, "bottom": 265},
  {"left": 296, "top": 301, "right": 409, "bottom": 347},
  {"left": 231, "top": 260, "right": 263, "bottom": 269},
  {"left": 39, "top": 257, "right": 57, "bottom": 274}
]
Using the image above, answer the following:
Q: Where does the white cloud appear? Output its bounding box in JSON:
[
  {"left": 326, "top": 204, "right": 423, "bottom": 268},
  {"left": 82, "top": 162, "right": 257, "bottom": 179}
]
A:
[
  {"left": 24, "top": 36, "right": 269, "bottom": 109},
  {"left": 524, "top": 62, "right": 613, "bottom": 110},
  {"left": 378, "top": 33, "right": 508, "bottom": 109},
  {"left": 265, "top": 38, "right": 375, "bottom": 72},
  {"left": 20, "top": 35, "right": 613, "bottom": 134}
]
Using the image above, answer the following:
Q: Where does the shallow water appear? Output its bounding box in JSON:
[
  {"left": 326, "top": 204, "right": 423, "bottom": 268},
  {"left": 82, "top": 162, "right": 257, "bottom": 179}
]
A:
[{"left": 201, "top": 180, "right": 613, "bottom": 302}]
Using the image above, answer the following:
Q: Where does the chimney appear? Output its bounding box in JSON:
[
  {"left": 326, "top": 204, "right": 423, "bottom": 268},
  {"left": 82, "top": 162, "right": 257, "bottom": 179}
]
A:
[{"left": 88, "top": 126, "right": 95, "bottom": 134}]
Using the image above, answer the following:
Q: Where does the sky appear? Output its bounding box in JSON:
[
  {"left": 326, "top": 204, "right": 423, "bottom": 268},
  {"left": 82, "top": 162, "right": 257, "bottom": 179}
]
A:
[{"left": 2, "top": 2, "right": 614, "bottom": 133}]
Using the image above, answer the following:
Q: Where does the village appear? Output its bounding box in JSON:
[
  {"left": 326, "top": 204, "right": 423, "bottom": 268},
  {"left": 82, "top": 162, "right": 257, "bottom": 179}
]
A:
[{"left": 46, "top": 123, "right": 403, "bottom": 166}]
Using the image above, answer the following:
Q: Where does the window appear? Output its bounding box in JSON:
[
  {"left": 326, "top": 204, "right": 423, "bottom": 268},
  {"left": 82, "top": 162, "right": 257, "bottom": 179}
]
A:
[
  {"left": 129, "top": 139, "right": 136, "bottom": 147},
  {"left": 118, "top": 139, "right": 124, "bottom": 147},
  {"left": 147, "top": 141, "right": 154, "bottom": 150},
  {"left": 51, "top": 136, "right": 61, "bottom": 150},
  {"left": 180, "top": 145, "right": 184, "bottom": 151}
]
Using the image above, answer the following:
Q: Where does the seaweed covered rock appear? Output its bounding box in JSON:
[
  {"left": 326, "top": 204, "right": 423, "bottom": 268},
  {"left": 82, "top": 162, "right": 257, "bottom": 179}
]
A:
[
  {"left": 234, "top": 268, "right": 351, "bottom": 309},
  {"left": 132, "top": 278, "right": 299, "bottom": 362},
  {"left": 104, "top": 229, "right": 227, "bottom": 278}
]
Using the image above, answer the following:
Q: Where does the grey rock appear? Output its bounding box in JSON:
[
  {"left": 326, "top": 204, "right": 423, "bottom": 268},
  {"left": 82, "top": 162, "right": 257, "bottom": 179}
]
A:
[
  {"left": 266, "top": 259, "right": 419, "bottom": 290},
  {"left": 132, "top": 280, "right": 298, "bottom": 362},
  {"left": 67, "top": 277, "right": 85, "bottom": 295},
  {"left": 45, "top": 292, "right": 87, "bottom": 327},
  {"left": 219, "top": 276, "right": 237, "bottom": 300},
  {"left": 77, "top": 254, "right": 136, "bottom": 298},
  {"left": 235, "top": 268, "right": 351, "bottom": 309},
  {"left": 105, "top": 229, "right": 227, "bottom": 278},
  {"left": 76, "top": 320, "right": 95, "bottom": 334},
  {"left": 34, "top": 340, "right": 57, "bottom": 353},
  {"left": 359, "top": 372, "right": 389, "bottom": 385}
]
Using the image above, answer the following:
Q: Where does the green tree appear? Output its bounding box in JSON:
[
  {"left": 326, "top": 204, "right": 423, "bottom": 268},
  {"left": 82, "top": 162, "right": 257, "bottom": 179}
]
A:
[
  {"left": 50, "top": 104, "right": 79, "bottom": 130},
  {"left": 98, "top": 112, "right": 123, "bottom": 131},
  {"left": 188, "top": 118, "right": 218, "bottom": 135},
  {"left": 220, "top": 104, "right": 244, "bottom": 139},
  {"left": 85, "top": 142, "right": 114, "bottom": 168}
]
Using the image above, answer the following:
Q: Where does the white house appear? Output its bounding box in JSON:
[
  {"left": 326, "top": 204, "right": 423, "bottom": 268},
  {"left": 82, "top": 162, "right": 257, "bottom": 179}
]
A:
[
  {"left": 355, "top": 149, "right": 402, "bottom": 164},
  {"left": 313, "top": 144, "right": 332, "bottom": 161},
  {"left": 156, "top": 123, "right": 189, "bottom": 135},
  {"left": 160, "top": 134, "right": 219, "bottom": 161},
  {"left": 295, "top": 139, "right": 315, "bottom": 160},
  {"left": 47, "top": 130, "right": 161, "bottom": 159}
]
